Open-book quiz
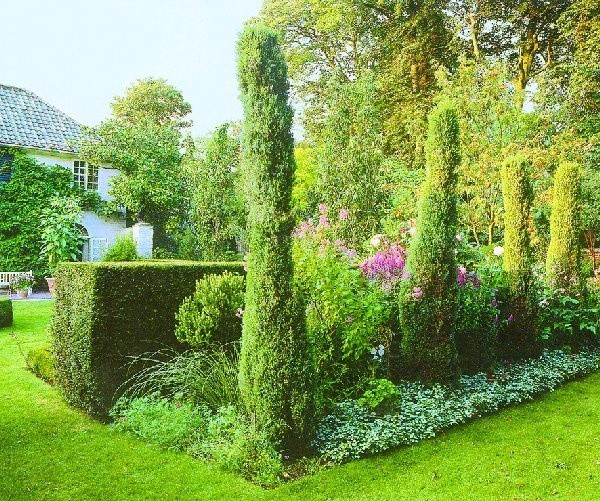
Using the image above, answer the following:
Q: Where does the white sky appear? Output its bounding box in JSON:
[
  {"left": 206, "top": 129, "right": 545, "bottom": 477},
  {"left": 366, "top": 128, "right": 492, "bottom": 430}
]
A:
[{"left": 2, "top": 0, "right": 264, "bottom": 137}]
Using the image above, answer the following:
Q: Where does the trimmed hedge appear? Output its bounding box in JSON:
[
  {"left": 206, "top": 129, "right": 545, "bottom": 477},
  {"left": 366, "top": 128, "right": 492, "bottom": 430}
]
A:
[
  {"left": 50, "top": 260, "right": 244, "bottom": 418},
  {"left": 0, "top": 297, "right": 13, "bottom": 328},
  {"left": 26, "top": 344, "right": 55, "bottom": 385}
]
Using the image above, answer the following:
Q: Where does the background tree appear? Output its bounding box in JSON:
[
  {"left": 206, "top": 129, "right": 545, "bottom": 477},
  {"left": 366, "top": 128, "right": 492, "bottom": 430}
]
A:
[
  {"left": 80, "top": 78, "right": 191, "bottom": 250},
  {"left": 180, "top": 123, "right": 246, "bottom": 260},
  {"left": 398, "top": 102, "right": 461, "bottom": 383},
  {"left": 237, "top": 24, "right": 314, "bottom": 453},
  {"left": 500, "top": 155, "right": 540, "bottom": 358}
]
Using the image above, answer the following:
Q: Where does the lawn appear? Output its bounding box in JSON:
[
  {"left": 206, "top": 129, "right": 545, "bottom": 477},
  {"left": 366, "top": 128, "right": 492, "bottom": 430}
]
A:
[{"left": 1, "top": 300, "right": 599, "bottom": 500}]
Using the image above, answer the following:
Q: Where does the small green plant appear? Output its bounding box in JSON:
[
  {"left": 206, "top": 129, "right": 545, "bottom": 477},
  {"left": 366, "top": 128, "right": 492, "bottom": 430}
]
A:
[
  {"left": 0, "top": 297, "right": 13, "bottom": 327},
  {"left": 175, "top": 272, "right": 245, "bottom": 348},
  {"left": 357, "top": 378, "right": 400, "bottom": 415},
  {"left": 103, "top": 233, "right": 139, "bottom": 262},
  {"left": 25, "top": 345, "right": 55, "bottom": 384},
  {"left": 40, "top": 196, "right": 83, "bottom": 275}
]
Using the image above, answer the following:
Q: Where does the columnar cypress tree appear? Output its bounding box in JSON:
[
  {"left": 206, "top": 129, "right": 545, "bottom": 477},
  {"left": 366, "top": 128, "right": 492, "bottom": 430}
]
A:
[
  {"left": 500, "top": 155, "right": 540, "bottom": 358},
  {"left": 237, "top": 24, "right": 314, "bottom": 453},
  {"left": 398, "top": 102, "right": 461, "bottom": 383},
  {"left": 546, "top": 162, "right": 582, "bottom": 289}
]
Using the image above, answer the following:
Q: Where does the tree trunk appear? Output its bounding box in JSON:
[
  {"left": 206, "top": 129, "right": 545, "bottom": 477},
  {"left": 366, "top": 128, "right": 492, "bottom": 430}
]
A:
[{"left": 513, "top": 33, "right": 539, "bottom": 111}]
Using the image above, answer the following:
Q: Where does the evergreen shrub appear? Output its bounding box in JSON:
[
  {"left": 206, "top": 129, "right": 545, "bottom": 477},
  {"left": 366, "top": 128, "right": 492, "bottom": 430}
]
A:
[
  {"left": 0, "top": 297, "right": 13, "bottom": 327},
  {"left": 237, "top": 24, "right": 314, "bottom": 452},
  {"left": 546, "top": 162, "right": 582, "bottom": 289},
  {"left": 26, "top": 344, "right": 55, "bottom": 384},
  {"left": 175, "top": 272, "right": 245, "bottom": 348},
  {"left": 398, "top": 102, "right": 461, "bottom": 383},
  {"left": 50, "top": 260, "right": 244, "bottom": 417},
  {"left": 499, "top": 155, "right": 540, "bottom": 359}
]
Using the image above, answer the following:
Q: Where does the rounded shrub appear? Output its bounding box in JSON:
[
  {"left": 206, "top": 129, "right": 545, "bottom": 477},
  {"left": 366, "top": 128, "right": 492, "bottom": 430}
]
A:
[
  {"left": 26, "top": 344, "right": 55, "bottom": 384},
  {"left": 175, "top": 272, "right": 245, "bottom": 348},
  {"left": 398, "top": 102, "right": 461, "bottom": 383},
  {"left": 499, "top": 155, "right": 540, "bottom": 359},
  {"left": 103, "top": 233, "right": 139, "bottom": 262},
  {"left": 0, "top": 297, "right": 13, "bottom": 328},
  {"left": 546, "top": 162, "right": 582, "bottom": 289},
  {"left": 237, "top": 24, "right": 315, "bottom": 453}
]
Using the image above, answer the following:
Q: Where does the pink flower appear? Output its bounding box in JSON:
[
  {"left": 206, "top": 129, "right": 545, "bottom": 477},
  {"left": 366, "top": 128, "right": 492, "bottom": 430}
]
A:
[
  {"left": 339, "top": 208, "right": 349, "bottom": 221},
  {"left": 236, "top": 308, "right": 244, "bottom": 318},
  {"left": 318, "top": 215, "right": 330, "bottom": 229},
  {"left": 318, "top": 203, "right": 328, "bottom": 214},
  {"left": 412, "top": 287, "right": 423, "bottom": 299}
]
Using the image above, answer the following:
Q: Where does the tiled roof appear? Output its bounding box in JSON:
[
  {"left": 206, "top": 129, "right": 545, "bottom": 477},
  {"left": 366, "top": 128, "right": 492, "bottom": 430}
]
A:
[{"left": 0, "top": 84, "right": 83, "bottom": 153}]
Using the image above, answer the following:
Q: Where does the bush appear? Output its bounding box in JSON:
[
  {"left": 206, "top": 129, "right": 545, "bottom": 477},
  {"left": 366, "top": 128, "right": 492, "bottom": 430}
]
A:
[
  {"left": 103, "top": 233, "right": 139, "bottom": 262},
  {"left": 25, "top": 344, "right": 55, "bottom": 384},
  {"left": 0, "top": 297, "right": 13, "bottom": 327},
  {"left": 50, "top": 260, "right": 244, "bottom": 418},
  {"left": 175, "top": 272, "right": 245, "bottom": 348},
  {"left": 499, "top": 155, "right": 540, "bottom": 359},
  {"left": 398, "top": 102, "right": 461, "bottom": 383},
  {"left": 237, "top": 24, "right": 314, "bottom": 452},
  {"left": 546, "top": 162, "right": 582, "bottom": 290},
  {"left": 454, "top": 265, "right": 500, "bottom": 374}
]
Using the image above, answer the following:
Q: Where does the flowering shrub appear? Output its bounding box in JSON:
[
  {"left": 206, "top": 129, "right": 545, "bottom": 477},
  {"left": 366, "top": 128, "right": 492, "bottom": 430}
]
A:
[
  {"left": 315, "top": 349, "right": 600, "bottom": 463},
  {"left": 10, "top": 273, "right": 34, "bottom": 291},
  {"left": 454, "top": 264, "right": 500, "bottom": 374},
  {"left": 293, "top": 206, "right": 395, "bottom": 407},
  {"left": 360, "top": 243, "right": 406, "bottom": 292}
]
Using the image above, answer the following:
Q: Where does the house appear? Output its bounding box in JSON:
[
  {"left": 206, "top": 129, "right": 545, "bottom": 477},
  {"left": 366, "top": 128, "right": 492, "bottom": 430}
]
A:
[{"left": 0, "top": 84, "right": 153, "bottom": 260}]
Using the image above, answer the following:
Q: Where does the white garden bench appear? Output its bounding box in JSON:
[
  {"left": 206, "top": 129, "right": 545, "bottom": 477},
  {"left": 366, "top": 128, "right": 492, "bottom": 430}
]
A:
[{"left": 0, "top": 271, "right": 33, "bottom": 296}]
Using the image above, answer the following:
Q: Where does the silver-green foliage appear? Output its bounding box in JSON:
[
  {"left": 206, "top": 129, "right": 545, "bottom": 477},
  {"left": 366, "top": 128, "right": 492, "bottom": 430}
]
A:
[{"left": 237, "top": 24, "right": 314, "bottom": 453}]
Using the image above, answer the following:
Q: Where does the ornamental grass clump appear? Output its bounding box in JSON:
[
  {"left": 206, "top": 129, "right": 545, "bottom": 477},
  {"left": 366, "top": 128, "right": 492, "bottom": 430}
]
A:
[
  {"left": 237, "top": 24, "right": 314, "bottom": 454},
  {"left": 398, "top": 102, "right": 461, "bottom": 383},
  {"left": 499, "top": 155, "right": 540, "bottom": 359},
  {"left": 546, "top": 162, "right": 582, "bottom": 291}
]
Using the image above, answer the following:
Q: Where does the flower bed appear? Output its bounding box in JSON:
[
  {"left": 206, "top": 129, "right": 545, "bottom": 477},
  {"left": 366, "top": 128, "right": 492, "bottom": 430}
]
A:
[{"left": 315, "top": 349, "right": 600, "bottom": 463}]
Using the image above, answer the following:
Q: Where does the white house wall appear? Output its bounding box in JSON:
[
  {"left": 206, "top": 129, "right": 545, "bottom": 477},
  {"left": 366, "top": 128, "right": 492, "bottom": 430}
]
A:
[{"left": 27, "top": 150, "right": 119, "bottom": 201}]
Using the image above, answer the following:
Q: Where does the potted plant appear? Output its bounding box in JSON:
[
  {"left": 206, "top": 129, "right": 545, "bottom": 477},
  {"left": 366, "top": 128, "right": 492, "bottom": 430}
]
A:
[
  {"left": 40, "top": 196, "right": 83, "bottom": 296},
  {"left": 11, "top": 273, "right": 34, "bottom": 299}
]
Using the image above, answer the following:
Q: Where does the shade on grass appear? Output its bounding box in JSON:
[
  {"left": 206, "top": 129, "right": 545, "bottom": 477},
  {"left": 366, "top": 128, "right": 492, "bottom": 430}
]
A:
[{"left": 1, "top": 301, "right": 599, "bottom": 499}]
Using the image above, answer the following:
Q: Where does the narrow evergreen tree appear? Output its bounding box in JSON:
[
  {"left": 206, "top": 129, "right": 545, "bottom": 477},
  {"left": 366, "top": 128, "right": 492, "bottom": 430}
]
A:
[
  {"left": 237, "top": 24, "right": 314, "bottom": 453},
  {"left": 500, "top": 155, "right": 540, "bottom": 359},
  {"left": 398, "top": 102, "right": 461, "bottom": 383},
  {"left": 546, "top": 162, "right": 582, "bottom": 290}
]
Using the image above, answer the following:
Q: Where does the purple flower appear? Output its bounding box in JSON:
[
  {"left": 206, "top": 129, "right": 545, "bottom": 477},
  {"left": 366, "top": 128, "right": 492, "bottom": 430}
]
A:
[
  {"left": 318, "top": 215, "right": 330, "bottom": 229},
  {"left": 507, "top": 314, "right": 514, "bottom": 323},
  {"left": 491, "top": 298, "right": 498, "bottom": 307},
  {"left": 412, "top": 287, "right": 423, "bottom": 300},
  {"left": 493, "top": 315, "right": 499, "bottom": 325},
  {"left": 339, "top": 208, "right": 349, "bottom": 221},
  {"left": 360, "top": 244, "right": 406, "bottom": 292}
]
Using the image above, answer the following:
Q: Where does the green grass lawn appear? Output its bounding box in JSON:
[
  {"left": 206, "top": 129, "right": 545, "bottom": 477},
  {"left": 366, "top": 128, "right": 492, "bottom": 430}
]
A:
[{"left": 1, "top": 300, "right": 599, "bottom": 500}]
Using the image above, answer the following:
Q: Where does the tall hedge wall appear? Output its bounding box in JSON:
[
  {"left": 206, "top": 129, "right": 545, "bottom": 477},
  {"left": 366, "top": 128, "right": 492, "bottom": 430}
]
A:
[{"left": 50, "top": 261, "right": 244, "bottom": 418}]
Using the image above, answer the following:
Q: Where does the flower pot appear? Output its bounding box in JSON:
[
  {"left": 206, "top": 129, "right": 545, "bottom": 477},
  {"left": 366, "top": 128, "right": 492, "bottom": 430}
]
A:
[
  {"left": 17, "top": 289, "right": 28, "bottom": 299},
  {"left": 46, "top": 277, "right": 56, "bottom": 296}
]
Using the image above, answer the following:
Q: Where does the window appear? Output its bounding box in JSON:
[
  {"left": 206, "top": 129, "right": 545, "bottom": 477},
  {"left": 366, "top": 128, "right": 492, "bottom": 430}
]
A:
[
  {"left": 73, "top": 160, "right": 98, "bottom": 191},
  {"left": 0, "top": 153, "right": 14, "bottom": 185}
]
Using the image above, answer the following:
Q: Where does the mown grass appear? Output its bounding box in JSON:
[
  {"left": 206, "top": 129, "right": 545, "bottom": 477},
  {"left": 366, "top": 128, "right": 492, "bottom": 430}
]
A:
[{"left": 1, "top": 300, "right": 599, "bottom": 500}]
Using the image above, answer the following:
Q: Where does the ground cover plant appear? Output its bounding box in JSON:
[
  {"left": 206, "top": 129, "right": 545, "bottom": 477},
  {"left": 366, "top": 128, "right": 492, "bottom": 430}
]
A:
[{"left": 2, "top": 301, "right": 600, "bottom": 499}]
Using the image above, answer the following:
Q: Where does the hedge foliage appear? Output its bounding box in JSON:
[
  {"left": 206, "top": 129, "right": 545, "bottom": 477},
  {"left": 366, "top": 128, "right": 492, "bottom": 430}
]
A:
[
  {"left": 50, "top": 261, "right": 244, "bottom": 418},
  {"left": 500, "top": 155, "right": 540, "bottom": 359},
  {"left": 0, "top": 297, "right": 13, "bottom": 328},
  {"left": 237, "top": 24, "right": 315, "bottom": 453},
  {"left": 546, "top": 162, "right": 582, "bottom": 289},
  {"left": 398, "top": 102, "right": 461, "bottom": 383}
]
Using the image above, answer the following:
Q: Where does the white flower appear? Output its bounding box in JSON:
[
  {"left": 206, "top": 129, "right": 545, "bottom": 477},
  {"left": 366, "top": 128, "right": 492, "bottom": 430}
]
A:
[
  {"left": 377, "top": 345, "right": 385, "bottom": 357},
  {"left": 370, "top": 347, "right": 377, "bottom": 355},
  {"left": 408, "top": 227, "right": 417, "bottom": 237},
  {"left": 456, "top": 234, "right": 463, "bottom": 242},
  {"left": 493, "top": 246, "right": 504, "bottom": 257},
  {"left": 370, "top": 234, "right": 382, "bottom": 248}
]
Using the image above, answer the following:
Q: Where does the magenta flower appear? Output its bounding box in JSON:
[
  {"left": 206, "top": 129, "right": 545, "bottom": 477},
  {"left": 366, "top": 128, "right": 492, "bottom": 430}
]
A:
[
  {"left": 491, "top": 298, "right": 498, "bottom": 307},
  {"left": 339, "top": 208, "right": 349, "bottom": 221},
  {"left": 493, "top": 315, "right": 499, "bottom": 325},
  {"left": 360, "top": 244, "right": 406, "bottom": 292},
  {"left": 507, "top": 314, "right": 514, "bottom": 323}
]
